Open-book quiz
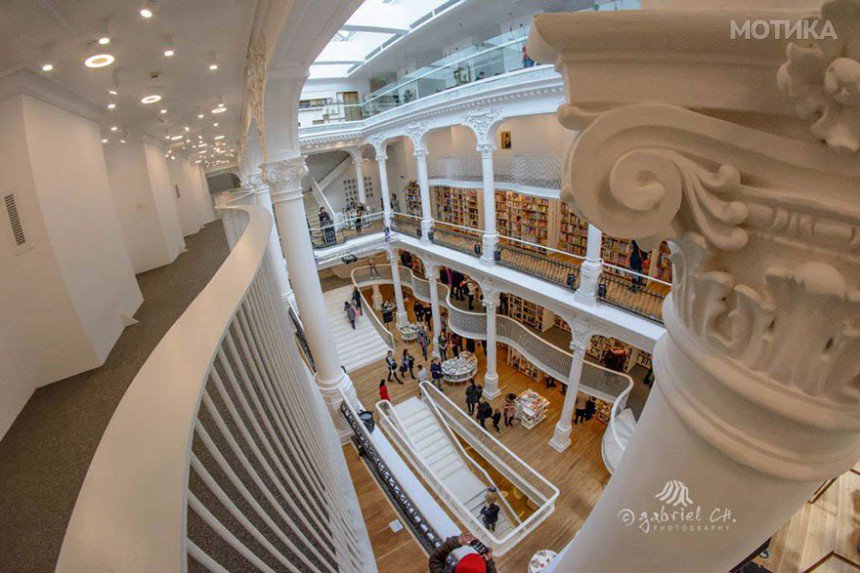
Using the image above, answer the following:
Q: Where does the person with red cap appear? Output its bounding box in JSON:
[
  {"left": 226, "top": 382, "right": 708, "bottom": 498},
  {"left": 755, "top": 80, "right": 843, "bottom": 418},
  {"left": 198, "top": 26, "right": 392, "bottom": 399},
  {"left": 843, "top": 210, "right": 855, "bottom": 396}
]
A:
[{"left": 429, "top": 532, "right": 497, "bottom": 573}]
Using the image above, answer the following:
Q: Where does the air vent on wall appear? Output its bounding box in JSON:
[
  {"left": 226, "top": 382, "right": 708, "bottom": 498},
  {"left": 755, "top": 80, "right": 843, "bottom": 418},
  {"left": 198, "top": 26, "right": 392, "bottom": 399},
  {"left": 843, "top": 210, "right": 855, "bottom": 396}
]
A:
[{"left": 4, "top": 192, "right": 30, "bottom": 254}]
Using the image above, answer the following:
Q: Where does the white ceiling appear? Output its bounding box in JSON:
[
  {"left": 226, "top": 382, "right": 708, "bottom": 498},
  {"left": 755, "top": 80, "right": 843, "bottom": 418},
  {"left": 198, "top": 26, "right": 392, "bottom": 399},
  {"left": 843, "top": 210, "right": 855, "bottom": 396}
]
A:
[{"left": 0, "top": 0, "right": 259, "bottom": 166}]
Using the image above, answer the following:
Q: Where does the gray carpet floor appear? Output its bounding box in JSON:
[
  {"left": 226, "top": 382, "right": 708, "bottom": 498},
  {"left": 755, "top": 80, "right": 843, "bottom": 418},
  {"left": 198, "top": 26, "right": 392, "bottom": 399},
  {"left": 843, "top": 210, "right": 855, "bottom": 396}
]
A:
[{"left": 0, "top": 222, "right": 229, "bottom": 573}]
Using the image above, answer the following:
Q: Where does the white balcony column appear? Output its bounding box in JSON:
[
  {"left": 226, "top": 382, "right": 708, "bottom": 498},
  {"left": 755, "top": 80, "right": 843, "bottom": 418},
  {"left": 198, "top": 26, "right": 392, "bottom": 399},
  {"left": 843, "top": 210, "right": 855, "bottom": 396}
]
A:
[
  {"left": 371, "top": 136, "right": 392, "bottom": 228},
  {"left": 348, "top": 147, "right": 366, "bottom": 205},
  {"left": 481, "top": 285, "right": 501, "bottom": 399},
  {"left": 648, "top": 246, "right": 661, "bottom": 278},
  {"left": 423, "top": 259, "right": 442, "bottom": 357},
  {"left": 386, "top": 245, "right": 408, "bottom": 326},
  {"left": 548, "top": 318, "right": 592, "bottom": 453},
  {"left": 463, "top": 108, "right": 502, "bottom": 264},
  {"left": 251, "top": 174, "right": 293, "bottom": 304},
  {"left": 414, "top": 148, "right": 434, "bottom": 242},
  {"left": 531, "top": 4, "right": 860, "bottom": 570},
  {"left": 574, "top": 224, "right": 604, "bottom": 306},
  {"left": 263, "top": 156, "right": 357, "bottom": 436}
]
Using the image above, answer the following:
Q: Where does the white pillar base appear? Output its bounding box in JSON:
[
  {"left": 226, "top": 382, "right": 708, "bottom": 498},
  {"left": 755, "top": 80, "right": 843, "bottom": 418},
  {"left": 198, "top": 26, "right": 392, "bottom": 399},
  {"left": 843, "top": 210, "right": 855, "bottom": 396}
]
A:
[
  {"left": 548, "top": 422, "right": 572, "bottom": 452},
  {"left": 396, "top": 310, "right": 409, "bottom": 327},
  {"left": 483, "top": 372, "right": 500, "bottom": 400},
  {"left": 481, "top": 233, "right": 498, "bottom": 265},
  {"left": 574, "top": 259, "right": 603, "bottom": 306},
  {"left": 421, "top": 218, "right": 433, "bottom": 243}
]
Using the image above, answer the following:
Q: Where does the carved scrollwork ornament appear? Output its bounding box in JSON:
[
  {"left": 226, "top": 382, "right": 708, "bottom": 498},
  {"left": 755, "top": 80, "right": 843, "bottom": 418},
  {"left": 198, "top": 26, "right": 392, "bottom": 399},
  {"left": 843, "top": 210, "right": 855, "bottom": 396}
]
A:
[
  {"left": 405, "top": 122, "right": 429, "bottom": 148},
  {"left": 463, "top": 107, "right": 502, "bottom": 146},
  {"left": 777, "top": 0, "right": 860, "bottom": 154}
]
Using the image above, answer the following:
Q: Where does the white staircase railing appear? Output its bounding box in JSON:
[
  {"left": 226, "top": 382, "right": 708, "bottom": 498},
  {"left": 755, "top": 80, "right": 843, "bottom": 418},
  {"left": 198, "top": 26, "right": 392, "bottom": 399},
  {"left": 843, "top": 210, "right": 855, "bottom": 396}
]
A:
[
  {"left": 601, "top": 378, "right": 636, "bottom": 474},
  {"left": 349, "top": 265, "right": 395, "bottom": 351},
  {"left": 57, "top": 205, "right": 375, "bottom": 573}
]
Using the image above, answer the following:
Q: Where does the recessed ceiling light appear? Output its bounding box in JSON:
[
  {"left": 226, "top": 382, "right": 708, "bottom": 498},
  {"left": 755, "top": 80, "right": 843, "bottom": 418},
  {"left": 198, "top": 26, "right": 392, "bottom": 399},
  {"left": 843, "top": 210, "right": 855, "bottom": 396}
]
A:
[
  {"left": 197, "top": 113, "right": 204, "bottom": 119},
  {"left": 217, "top": 102, "right": 226, "bottom": 108},
  {"left": 109, "top": 88, "right": 118, "bottom": 96},
  {"left": 41, "top": 63, "right": 54, "bottom": 72},
  {"left": 140, "top": 2, "right": 154, "bottom": 19},
  {"left": 140, "top": 94, "right": 161, "bottom": 104},
  {"left": 164, "top": 136, "right": 170, "bottom": 140},
  {"left": 101, "top": 138, "right": 108, "bottom": 144},
  {"left": 159, "top": 108, "right": 167, "bottom": 114},
  {"left": 120, "top": 139, "right": 126, "bottom": 144},
  {"left": 208, "top": 63, "right": 218, "bottom": 71},
  {"left": 198, "top": 143, "right": 207, "bottom": 147},
  {"left": 98, "top": 36, "right": 111, "bottom": 45},
  {"left": 214, "top": 135, "right": 225, "bottom": 140},
  {"left": 107, "top": 103, "right": 116, "bottom": 110},
  {"left": 211, "top": 107, "right": 226, "bottom": 114},
  {"left": 170, "top": 135, "right": 184, "bottom": 141},
  {"left": 212, "top": 122, "right": 219, "bottom": 127},
  {"left": 163, "top": 49, "right": 174, "bottom": 57},
  {"left": 84, "top": 54, "right": 115, "bottom": 68},
  {"left": 110, "top": 126, "right": 118, "bottom": 131}
]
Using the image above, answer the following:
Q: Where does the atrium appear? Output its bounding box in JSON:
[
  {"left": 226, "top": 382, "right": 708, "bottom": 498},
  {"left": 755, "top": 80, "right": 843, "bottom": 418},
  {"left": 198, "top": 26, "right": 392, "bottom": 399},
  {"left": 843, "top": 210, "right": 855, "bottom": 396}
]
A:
[{"left": 0, "top": 0, "right": 857, "bottom": 572}]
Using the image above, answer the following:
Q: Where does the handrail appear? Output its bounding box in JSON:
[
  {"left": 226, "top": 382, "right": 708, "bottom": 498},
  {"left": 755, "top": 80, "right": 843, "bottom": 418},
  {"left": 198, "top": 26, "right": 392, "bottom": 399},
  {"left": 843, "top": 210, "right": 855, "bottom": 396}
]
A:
[
  {"left": 310, "top": 211, "right": 386, "bottom": 249},
  {"left": 376, "top": 401, "right": 505, "bottom": 549},
  {"left": 602, "top": 260, "right": 671, "bottom": 288},
  {"left": 339, "top": 397, "right": 444, "bottom": 554},
  {"left": 419, "top": 382, "right": 559, "bottom": 545},
  {"left": 58, "top": 206, "right": 374, "bottom": 573},
  {"left": 349, "top": 266, "right": 395, "bottom": 351},
  {"left": 609, "top": 379, "right": 635, "bottom": 452}
]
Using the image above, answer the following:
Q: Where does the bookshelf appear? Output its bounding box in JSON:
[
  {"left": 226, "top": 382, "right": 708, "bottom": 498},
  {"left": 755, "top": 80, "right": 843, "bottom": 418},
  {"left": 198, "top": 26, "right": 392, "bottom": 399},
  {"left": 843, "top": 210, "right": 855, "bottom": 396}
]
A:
[
  {"left": 552, "top": 320, "right": 653, "bottom": 373},
  {"left": 403, "top": 180, "right": 422, "bottom": 217},
  {"left": 495, "top": 191, "right": 557, "bottom": 248},
  {"left": 558, "top": 202, "right": 588, "bottom": 257},
  {"left": 652, "top": 241, "right": 673, "bottom": 282},
  {"left": 601, "top": 236, "right": 633, "bottom": 268},
  {"left": 507, "top": 294, "right": 553, "bottom": 332},
  {"left": 432, "top": 186, "right": 482, "bottom": 229}
]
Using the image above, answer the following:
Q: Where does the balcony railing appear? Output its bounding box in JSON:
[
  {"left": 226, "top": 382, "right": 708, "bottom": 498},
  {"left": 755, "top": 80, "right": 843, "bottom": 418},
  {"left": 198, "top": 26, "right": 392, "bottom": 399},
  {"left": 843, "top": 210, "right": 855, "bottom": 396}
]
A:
[
  {"left": 57, "top": 205, "right": 375, "bottom": 573},
  {"left": 391, "top": 212, "right": 421, "bottom": 238},
  {"left": 598, "top": 264, "right": 669, "bottom": 323},
  {"left": 309, "top": 211, "right": 385, "bottom": 249},
  {"left": 430, "top": 221, "right": 482, "bottom": 256},
  {"left": 429, "top": 154, "right": 562, "bottom": 192}
]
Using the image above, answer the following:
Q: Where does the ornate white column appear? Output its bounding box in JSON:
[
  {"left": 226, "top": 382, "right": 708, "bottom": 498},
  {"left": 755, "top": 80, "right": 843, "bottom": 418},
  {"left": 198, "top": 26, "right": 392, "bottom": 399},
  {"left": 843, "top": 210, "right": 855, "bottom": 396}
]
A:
[
  {"left": 407, "top": 122, "right": 433, "bottom": 242},
  {"left": 482, "top": 285, "right": 501, "bottom": 399},
  {"left": 548, "top": 318, "right": 592, "bottom": 452},
  {"left": 371, "top": 135, "right": 392, "bottom": 228},
  {"left": 531, "top": 2, "right": 860, "bottom": 570},
  {"left": 463, "top": 108, "right": 503, "bottom": 264},
  {"left": 264, "top": 156, "right": 358, "bottom": 437},
  {"left": 574, "top": 224, "right": 603, "bottom": 306},
  {"left": 386, "top": 245, "right": 409, "bottom": 326},
  {"left": 347, "top": 147, "right": 366, "bottom": 205},
  {"left": 423, "top": 258, "right": 442, "bottom": 357},
  {"left": 251, "top": 174, "right": 293, "bottom": 304}
]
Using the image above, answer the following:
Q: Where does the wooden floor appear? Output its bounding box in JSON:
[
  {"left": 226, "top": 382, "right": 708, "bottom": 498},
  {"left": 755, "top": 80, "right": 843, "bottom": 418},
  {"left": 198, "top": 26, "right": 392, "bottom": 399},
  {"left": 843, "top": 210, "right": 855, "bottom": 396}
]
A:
[
  {"left": 349, "top": 285, "right": 612, "bottom": 572},
  {"left": 759, "top": 463, "right": 860, "bottom": 572}
]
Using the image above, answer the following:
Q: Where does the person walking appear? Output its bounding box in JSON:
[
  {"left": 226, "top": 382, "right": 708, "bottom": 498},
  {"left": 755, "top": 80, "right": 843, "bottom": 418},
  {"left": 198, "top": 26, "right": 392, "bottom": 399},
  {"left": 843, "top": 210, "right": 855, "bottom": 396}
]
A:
[
  {"left": 385, "top": 350, "right": 403, "bottom": 384},
  {"left": 413, "top": 300, "right": 424, "bottom": 323},
  {"left": 429, "top": 533, "right": 497, "bottom": 573},
  {"left": 450, "top": 332, "right": 462, "bottom": 358},
  {"left": 476, "top": 399, "right": 492, "bottom": 428},
  {"left": 368, "top": 258, "right": 379, "bottom": 278},
  {"left": 417, "top": 325, "right": 430, "bottom": 361},
  {"left": 352, "top": 287, "right": 362, "bottom": 315},
  {"left": 629, "top": 240, "right": 646, "bottom": 292},
  {"left": 345, "top": 301, "right": 356, "bottom": 329},
  {"left": 378, "top": 379, "right": 390, "bottom": 402},
  {"left": 401, "top": 349, "right": 416, "bottom": 379},
  {"left": 430, "top": 358, "right": 444, "bottom": 391},
  {"left": 438, "top": 330, "right": 449, "bottom": 361},
  {"left": 491, "top": 409, "right": 502, "bottom": 432},
  {"left": 466, "top": 279, "right": 478, "bottom": 310},
  {"left": 503, "top": 394, "right": 517, "bottom": 427},
  {"left": 481, "top": 489, "right": 500, "bottom": 532},
  {"left": 573, "top": 391, "right": 589, "bottom": 425},
  {"left": 465, "top": 380, "right": 478, "bottom": 416},
  {"left": 417, "top": 364, "right": 427, "bottom": 386}
]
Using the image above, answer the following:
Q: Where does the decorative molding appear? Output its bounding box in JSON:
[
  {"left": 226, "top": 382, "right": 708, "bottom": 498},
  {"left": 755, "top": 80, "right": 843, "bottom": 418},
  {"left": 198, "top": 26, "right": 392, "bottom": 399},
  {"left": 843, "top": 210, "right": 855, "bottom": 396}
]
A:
[
  {"left": 777, "top": 0, "right": 860, "bottom": 154},
  {"left": 462, "top": 106, "right": 503, "bottom": 147},
  {"left": 480, "top": 282, "right": 501, "bottom": 309},
  {"left": 404, "top": 121, "right": 429, "bottom": 148},
  {"left": 263, "top": 157, "right": 307, "bottom": 204},
  {"left": 369, "top": 133, "right": 388, "bottom": 158},
  {"left": 245, "top": 36, "right": 268, "bottom": 168}
]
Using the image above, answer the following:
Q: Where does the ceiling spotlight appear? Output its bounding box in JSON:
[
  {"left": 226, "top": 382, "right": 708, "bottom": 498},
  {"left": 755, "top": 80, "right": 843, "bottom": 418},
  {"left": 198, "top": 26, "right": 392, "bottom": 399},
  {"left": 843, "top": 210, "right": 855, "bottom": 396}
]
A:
[
  {"left": 41, "top": 63, "right": 54, "bottom": 72},
  {"left": 110, "top": 126, "right": 118, "bottom": 131},
  {"left": 208, "top": 52, "right": 219, "bottom": 71},
  {"left": 159, "top": 108, "right": 167, "bottom": 114},
  {"left": 214, "top": 135, "right": 225, "bottom": 140},
  {"left": 140, "top": 94, "right": 161, "bottom": 104},
  {"left": 109, "top": 88, "right": 118, "bottom": 95},
  {"left": 120, "top": 139, "right": 126, "bottom": 144},
  {"left": 212, "top": 122, "right": 219, "bottom": 127},
  {"left": 98, "top": 36, "right": 111, "bottom": 46},
  {"left": 197, "top": 113, "right": 204, "bottom": 119},
  {"left": 170, "top": 135, "right": 184, "bottom": 141},
  {"left": 101, "top": 138, "right": 108, "bottom": 144},
  {"left": 198, "top": 142, "right": 208, "bottom": 147},
  {"left": 84, "top": 54, "right": 115, "bottom": 68},
  {"left": 211, "top": 107, "right": 226, "bottom": 114},
  {"left": 140, "top": 1, "right": 155, "bottom": 19},
  {"left": 164, "top": 135, "right": 170, "bottom": 140},
  {"left": 107, "top": 103, "right": 116, "bottom": 110},
  {"left": 208, "top": 63, "right": 218, "bottom": 71},
  {"left": 163, "top": 48, "right": 174, "bottom": 57}
]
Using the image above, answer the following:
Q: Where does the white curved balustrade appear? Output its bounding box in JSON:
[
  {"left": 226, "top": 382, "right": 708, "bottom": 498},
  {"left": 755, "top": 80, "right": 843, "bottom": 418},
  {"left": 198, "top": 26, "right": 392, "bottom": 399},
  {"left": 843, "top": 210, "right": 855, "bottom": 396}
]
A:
[
  {"left": 350, "top": 266, "right": 396, "bottom": 351},
  {"left": 58, "top": 206, "right": 374, "bottom": 573},
  {"left": 353, "top": 264, "right": 631, "bottom": 403}
]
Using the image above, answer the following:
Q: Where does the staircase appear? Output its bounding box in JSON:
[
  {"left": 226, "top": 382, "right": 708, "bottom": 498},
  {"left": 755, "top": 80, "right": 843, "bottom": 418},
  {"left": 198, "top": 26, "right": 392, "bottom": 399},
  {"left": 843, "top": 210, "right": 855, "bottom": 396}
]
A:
[
  {"left": 393, "top": 397, "right": 516, "bottom": 539},
  {"left": 601, "top": 407, "right": 637, "bottom": 474},
  {"left": 323, "top": 285, "right": 389, "bottom": 372}
]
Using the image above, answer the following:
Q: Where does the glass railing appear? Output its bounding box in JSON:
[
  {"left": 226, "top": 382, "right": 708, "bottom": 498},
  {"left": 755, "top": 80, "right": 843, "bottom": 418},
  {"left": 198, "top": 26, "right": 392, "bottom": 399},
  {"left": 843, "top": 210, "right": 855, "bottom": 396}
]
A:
[
  {"left": 430, "top": 154, "right": 562, "bottom": 191},
  {"left": 308, "top": 212, "right": 385, "bottom": 249},
  {"left": 300, "top": 27, "right": 537, "bottom": 126}
]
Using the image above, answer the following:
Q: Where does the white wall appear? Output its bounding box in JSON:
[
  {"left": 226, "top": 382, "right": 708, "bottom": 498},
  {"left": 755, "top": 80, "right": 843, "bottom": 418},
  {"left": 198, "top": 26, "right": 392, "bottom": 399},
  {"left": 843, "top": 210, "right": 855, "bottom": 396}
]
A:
[
  {"left": 22, "top": 95, "right": 142, "bottom": 361},
  {"left": 191, "top": 165, "right": 217, "bottom": 224},
  {"left": 386, "top": 137, "right": 417, "bottom": 211},
  {"left": 319, "top": 156, "right": 382, "bottom": 213},
  {"left": 0, "top": 94, "right": 142, "bottom": 437},
  {"left": 105, "top": 142, "right": 184, "bottom": 273},
  {"left": 168, "top": 158, "right": 204, "bottom": 236}
]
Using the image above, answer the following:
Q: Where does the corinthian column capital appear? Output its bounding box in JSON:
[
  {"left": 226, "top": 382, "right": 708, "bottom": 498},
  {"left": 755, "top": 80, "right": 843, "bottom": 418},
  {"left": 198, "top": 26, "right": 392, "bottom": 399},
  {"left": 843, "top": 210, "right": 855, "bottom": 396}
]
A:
[{"left": 262, "top": 156, "right": 307, "bottom": 204}]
